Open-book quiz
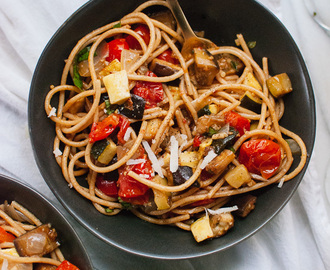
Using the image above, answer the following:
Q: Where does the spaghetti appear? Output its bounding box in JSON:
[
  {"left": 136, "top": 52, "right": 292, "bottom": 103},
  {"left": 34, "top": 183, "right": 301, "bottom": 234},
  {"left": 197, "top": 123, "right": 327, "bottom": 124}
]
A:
[{"left": 44, "top": 0, "right": 307, "bottom": 242}]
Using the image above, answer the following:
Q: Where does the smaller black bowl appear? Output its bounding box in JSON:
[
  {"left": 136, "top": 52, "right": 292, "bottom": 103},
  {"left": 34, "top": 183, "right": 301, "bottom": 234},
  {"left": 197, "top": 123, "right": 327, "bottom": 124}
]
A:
[{"left": 0, "top": 174, "right": 92, "bottom": 270}]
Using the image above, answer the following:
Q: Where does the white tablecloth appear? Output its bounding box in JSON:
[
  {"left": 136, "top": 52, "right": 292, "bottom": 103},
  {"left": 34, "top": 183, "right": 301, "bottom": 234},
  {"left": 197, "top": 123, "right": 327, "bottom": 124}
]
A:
[{"left": 0, "top": 0, "right": 329, "bottom": 269}]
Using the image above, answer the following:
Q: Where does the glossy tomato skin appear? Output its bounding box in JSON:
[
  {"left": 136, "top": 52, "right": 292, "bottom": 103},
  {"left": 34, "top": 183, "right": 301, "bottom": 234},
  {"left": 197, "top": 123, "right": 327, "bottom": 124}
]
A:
[
  {"left": 56, "top": 260, "right": 80, "bottom": 270},
  {"left": 106, "top": 38, "right": 129, "bottom": 62},
  {"left": 225, "top": 111, "right": 250, "bottom": 136},
  {"left": 96, "top": 176, "right": 118, "bottom": 197},
  {"left": 89, "top": 114, "right": 119, "bottom": 143},
  {"left": 132, "top": 71, "right": 164, "bottom": 109},
  {"left": 117, "top": 152, "right": 153, "bottom": 205},
  {"left": 157, "top": 49, "right": 179, "bottom": 64},
  {"left": 126, "top": 24, "right": 150, "bottom": 50},
  {"left": 0, "top": 227, "right": 15, "bottom": 243},
  {"left": 238, "top": 139, "right": 281, "bottom": 179}
]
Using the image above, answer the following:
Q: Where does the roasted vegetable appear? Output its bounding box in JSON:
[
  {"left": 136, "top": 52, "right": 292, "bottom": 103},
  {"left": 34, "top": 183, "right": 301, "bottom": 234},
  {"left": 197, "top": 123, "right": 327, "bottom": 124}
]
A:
[
  {"left": 152, "top": 175, "right": 171, "bottom": 210},
  {"left": 143, "top": 118, "right": 163, "bottom": 140},
  {"left": 172, "top": 166, "right": 193, "bottom": 185},
  {"left": 13, "top": 224, "right": 59, "bottom": 257},
  {"left": 205, "top": 149, "right": 235, "bottom": 175},
  {"left": 150, "top": 58, "right": 181, "bottom": 77},
  {"left": 197, "top": 105, "right": 211, "bottom": 118},
  {"left": 103, "top": 70, "right": 130, "bottom": 105},
  {"left": 118, "top": 94, "right": 146, "bottom": 119},
  {"left": 193, "top": 47, "right": 219, "bottom": 86},
  {"left": 91, "top": 138, "right": 117, "bottom": 165},
  {"left": 224, "top": 164, "right": 251, "bottom": 188},
  {"left": 240, "top": 91, "right": 262, "bottom": 113},
  {"left": 266, "top": 73, "right": 292, "bottom": 98},
  {"left": 179, "top": 151, "right": 200, "bottom": 168},
  {"left": 231, "top": 194, "right": 257, "bottom": 218},
  {"left": 211, "top": 127, "right": 238, "bottom": 154}
]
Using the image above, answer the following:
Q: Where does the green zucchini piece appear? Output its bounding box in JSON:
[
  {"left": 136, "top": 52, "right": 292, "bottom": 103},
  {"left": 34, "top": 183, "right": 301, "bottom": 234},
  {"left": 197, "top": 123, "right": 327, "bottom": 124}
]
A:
[
  {"left": 240, "top": 91, "right": 262, "bottom": 113},
  {"left": 91, "top": 138, "right": 117, "bottom": 165},
  {"left": 266, "top": 73, "right": 292, "bottom": 98}
]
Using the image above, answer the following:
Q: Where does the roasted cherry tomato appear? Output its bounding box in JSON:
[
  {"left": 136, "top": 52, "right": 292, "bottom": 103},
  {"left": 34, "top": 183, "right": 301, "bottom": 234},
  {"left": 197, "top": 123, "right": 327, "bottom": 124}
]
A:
[
  {"left": 225, "top": 111, "right": 250, "bottom": 136},
  {"left": 89, "top": 114, "right": 130, "bottom": 144},
  {"left": 157, "top": 49, "right": 179, "bottom": 64},
  {"left": 118, "top": 151, "right": 153, "bottom": 205},
  {"left": 0, "top": 227, "right": 15, "bottom": 243},
  {"left": 132, "top": 71, "right": 164, "bottom": 109},
  {"left": 96, "top": 176, "right": 118, "bottom": 197},
  {"left": 126, "top": 24, "right": 150, "bottom": 50},
  {"left": 106, "top": 38, "right": 129, "bottom": 62},
  {"left": 238, "top": 139, "right": 281, "bottom": 179},
  {"left": 193, "top": 135, "right": 203, "bottom": 147},
  {"left": 56, "top": 260, "right": 80, "bottom": 270}
]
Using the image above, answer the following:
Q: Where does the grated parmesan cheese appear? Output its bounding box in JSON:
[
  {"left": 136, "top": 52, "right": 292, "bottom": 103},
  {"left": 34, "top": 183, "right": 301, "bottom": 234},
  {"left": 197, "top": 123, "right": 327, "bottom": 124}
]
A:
[
  {"left": 53, "top": 148, "right": 62, "bottom": 157},
  {"left": 277, "top": 178, "right": 285, "bottom": 188},
  {"left": 48, "top": 107, "right": 56, "bottom": 118},
  {"left": 123, "top": 127, "right": 133, "bottom": 142},
  {"left": 207, "top": 205, "right": 238, "bottom": 215},
  {"left": 142, "top": 140, "right": 164, "bottom": 178},
  {"left": 126, "top": 158, "right": 146, "bottom": 165},
  {"left": 200, "top": 150, "right": 217, "bottom": 169},
  {"left": 68, "top": 183, "right": 73, "bottom": 189},
  {"left": 170, "top": 136, "right": 179, "bottom": 173}
]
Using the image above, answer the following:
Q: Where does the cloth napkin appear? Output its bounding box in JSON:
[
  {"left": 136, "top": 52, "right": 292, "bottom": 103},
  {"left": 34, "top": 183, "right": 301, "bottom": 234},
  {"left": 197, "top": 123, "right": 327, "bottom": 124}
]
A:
[{"left": 0, "top": 0, "right": 329, "bottom": 269}]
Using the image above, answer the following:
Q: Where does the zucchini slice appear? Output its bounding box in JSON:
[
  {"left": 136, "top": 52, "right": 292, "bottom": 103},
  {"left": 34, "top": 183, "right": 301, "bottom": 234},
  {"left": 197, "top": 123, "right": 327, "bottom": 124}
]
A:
[
  {"left": 240, "top": 91, "right": 262, "bottom": 113},
  {"left": 91, "top": 138, "right": 117, "bottom": 165},
  {"left": 266, "top": 73, "right": 292, "bottom": 98}
]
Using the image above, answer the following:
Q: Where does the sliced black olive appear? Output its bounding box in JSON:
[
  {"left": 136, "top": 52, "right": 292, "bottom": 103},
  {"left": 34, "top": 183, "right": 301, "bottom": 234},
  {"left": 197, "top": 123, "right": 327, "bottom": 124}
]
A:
[
  {"left": 13, "top": 224, "right": 59, "bottom": 257},
  {"left": 118, "top": 94, "right": 145, "bottom": 119},
  {"left": 212, "top": 127, "right": 238, "bottom": 154},
  {"left": 172, "top": 166, "right": 193, "bottom": 185}
]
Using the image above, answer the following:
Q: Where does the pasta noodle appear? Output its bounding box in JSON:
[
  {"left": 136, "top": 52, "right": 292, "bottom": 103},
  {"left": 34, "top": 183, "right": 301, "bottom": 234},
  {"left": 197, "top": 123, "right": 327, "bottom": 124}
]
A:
[{"left": 44, "top": 0, "right": 307, "bottom": 242}]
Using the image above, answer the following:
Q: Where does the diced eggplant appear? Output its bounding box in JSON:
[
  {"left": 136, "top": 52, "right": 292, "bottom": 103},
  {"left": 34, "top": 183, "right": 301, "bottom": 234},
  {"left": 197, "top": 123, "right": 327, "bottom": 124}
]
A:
[
  {"left": 218, "top": 53, "right": 244, "bottom": 76},
  {"left": 91, "top": 138, "right": 117, "bottom": 165},
  {"left": 211, "top": 127, "right": 238, "bottom": 154},
  {"left": 143, "top": 118, "right": 162, "bottom": 141},
  {"left": 152, "top": 175, "right": 171, "bottom": 210},
  {"left": 191, "top": 215, "right": 214, "bottom": 242},
  {"left": 231, "top": 194, "right": 257, "bottom": 218},
  {"left": 118, "top": 94, "right": 145, "bottom": 119},
  {"left": 172, "top": 166, "right": 193, "bottom": 185},
  {"left": 195, "top": 114, "right": 225, "bottom": 135},
  {"left": 266, "top": 73, "right": 292, "bottom": 98},
  {"left": 193, "top": 47, "right": 219, "bottom": 86},
  {"left": 224, "top": 164, "right": 251, "bottom": 189},
  {"left": 205, "top": 149, "right": 235, "bottom": 175},
  {"left": 13, "top": 224, "right": 59, "bottom": 257},
  {"left": 149, "top": 58, "right": 181, "bottom": 77}
]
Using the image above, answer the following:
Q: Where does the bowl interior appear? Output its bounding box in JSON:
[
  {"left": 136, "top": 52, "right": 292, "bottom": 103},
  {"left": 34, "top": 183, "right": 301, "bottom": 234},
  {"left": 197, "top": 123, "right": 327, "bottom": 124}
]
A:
[
  {"left": 28, "top": 0, "right": 315, "bottom": 259},
  {"left": 0, "top": 175, "right": 92, "bottom": 269}
]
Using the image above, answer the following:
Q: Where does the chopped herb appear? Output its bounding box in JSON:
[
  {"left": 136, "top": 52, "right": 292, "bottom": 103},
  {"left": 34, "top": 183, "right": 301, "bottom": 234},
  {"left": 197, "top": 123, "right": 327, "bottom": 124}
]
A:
[
  {"left": 105, "top": 208, "right": 114, "bottom": 213},
  {"left": 197, "top": 105, "right": 211, "bottom": 117},
  {"left": 229, "top": 147, "right": 236, "bottom": 153},
  {"left": 105, "top": 99, "right": 117, "bottom": 115},
  {"left": 73, "top": 61, "right": 83, "bottom": 90},
  {"left": 118, "top": 197, "right": 131, "bottom": 209},
  {"left": 208, "top": 127, "right": 218, "bottom": 136},
  {"left": 77, "top": 46, "right": 91, "bottom": 62},
  {"left": 113, "top": 21, "right": 122, "bottom": 28},
  {"left": 247, "top": 41, "right": 257, "bottom": 49},
  {"left": 231, "top": 60, "right": 238, "bottom": 71}
]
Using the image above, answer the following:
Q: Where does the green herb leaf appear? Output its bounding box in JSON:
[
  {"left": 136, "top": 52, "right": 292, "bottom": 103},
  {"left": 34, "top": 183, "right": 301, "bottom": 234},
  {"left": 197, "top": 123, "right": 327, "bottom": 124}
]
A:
[
  {"left": 118, "top": 197, "right": 131, "bottom": 209},
  {"left": 105, "top": 99, "right": 117, "bottom": 115},
  {"left": 231, "top": 60, "right": 238, "bottom": 71},
  {"left": 208, "top": 127, "right": 218, "bottom": 136},
  {"left": 73, "top": 62, "right": 83, "bottom": 90},
  {"left": 247, "top": 41, "right": 257, "bottom": 49},
  {"left": 113, "top": 21, "right": 122, "bottom": 28},
  {"left": 77, "top": 46, "right": 91, "bottom": 63},
  {"left": 105, "top": 208, "right": 114, "bottom": 213}
]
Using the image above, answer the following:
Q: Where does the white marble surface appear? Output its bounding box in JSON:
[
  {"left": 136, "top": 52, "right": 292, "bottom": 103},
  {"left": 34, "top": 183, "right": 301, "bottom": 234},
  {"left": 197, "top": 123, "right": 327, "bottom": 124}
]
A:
[{"left": 0, "top": 0, "right": 329, "bottom": 269}]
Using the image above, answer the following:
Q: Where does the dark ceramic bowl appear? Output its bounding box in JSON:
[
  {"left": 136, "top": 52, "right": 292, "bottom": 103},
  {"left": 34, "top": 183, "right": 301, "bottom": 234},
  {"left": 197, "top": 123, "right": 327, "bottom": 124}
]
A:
[
  {"left": 28, "top": 0, "right": 315, "bottom": 259},
  {"left": 0, "top": 174, "right": 92, "bottom": 269}
]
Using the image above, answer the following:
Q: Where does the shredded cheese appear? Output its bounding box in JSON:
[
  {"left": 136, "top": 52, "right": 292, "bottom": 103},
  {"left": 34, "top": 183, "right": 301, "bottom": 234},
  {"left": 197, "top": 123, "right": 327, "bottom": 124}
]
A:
[
  {"left": 142, "top": 140, "right": 164, "bottom": 178},
  {"left": 277, "top": 178, "right": 285, "bottom": 188},
  {"left": 170, "top": 135, "right": 179, "bottom": 173},
  {"left": 123, "top": 127, "right": 133, "bottom": 142},
  {"left": 207, "top": 205, "right": 238, "bottom": 215},
  {"left": 200, "top": 150, "right": 217, "bottom": 169},
  {"left": 53, "top": 148, "right": 62, "bottom": 157},
  {"left": 126, "top": 159, "right": 146, "bottom": 165},
  {"left": 48, "top": 107, "right": 56, "bottom": 118}
]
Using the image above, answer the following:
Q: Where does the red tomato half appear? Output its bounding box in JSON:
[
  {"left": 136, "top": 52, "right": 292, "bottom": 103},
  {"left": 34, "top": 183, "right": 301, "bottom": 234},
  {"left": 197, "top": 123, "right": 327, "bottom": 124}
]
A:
[
  {"left": 225, "top": 111, "right": 250, "bottom": 136},
  {"left": 96, "top": 176, "right": 118, "bottom": 197},
  {"left": 89, "top": 114, "right": 120, "bottom": 143},
  {"left": 157, "top": 49, "right": 179, "bottom": 64},
  {"left": 126, "top": 24, "right": 150, "bottom": 50},
  {"left": 238, "top": 139, "right": 281, "bottom": 179},
  {"left": 132, "top": 71, "right": 164, "bottom": 109},
  {"left": 106, "top": 38, "right": 129, "bottom": 62},
  {"left": 56, "top": 260, "right": 80, "bottom": 270},
  {"left": 117, "top": 151, "right": 153, "bottom": 205}
]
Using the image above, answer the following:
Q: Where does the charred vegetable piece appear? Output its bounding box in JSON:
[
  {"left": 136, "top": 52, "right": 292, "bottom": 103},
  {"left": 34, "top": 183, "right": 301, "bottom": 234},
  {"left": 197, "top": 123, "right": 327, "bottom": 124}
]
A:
[
  {"left": 144, "top": 118, "right": 162, "bottom": 141},
  {"left": 172, "top": 166, "right": 193, "bottom": 185},
  {"left": 91, "top": 138, "right": 117, "bottom": 165},
  {"left": 118, "top": 94, "right": 146, "bottom": 119},
  {"left": 231, "top": 194, "right": 257, "bottom": 218},
  {"left": 240, "top": 91, "right": 262, "bottom": 113},
  {"left": 56, "top": 260, "right": 80, "bottom": 270},
  {"left": 224, "top": 164, "right": 251, "bottom": 189},
  {"left": 266, "top": 73, "right": 292, "bottom": 98},
  {"left": 149, "top": 58, "right": 181, "bottom": 77},
  {"left": 211, "top": 127, "right": 238, "bottom": 154},
  {"left": 205, "top": 149, "right": 235, "bottom": 175},
  {"left": 193, "top": 47, "right": 219, "bottom": 86},
  {"left": 179, "top": 151, "right": 200, "bottom": 169},
  {"left": 218, "top": 53, "right": 244, "bottom": 76},
  {"left": 13, "top": 224, "right": 59, "bottom": 257},
  {"left": 152, "top": 175, "right": 171, "bottom": 210},
  {"left": 197, "top": 105, "right": 211, "bottom": 118}
]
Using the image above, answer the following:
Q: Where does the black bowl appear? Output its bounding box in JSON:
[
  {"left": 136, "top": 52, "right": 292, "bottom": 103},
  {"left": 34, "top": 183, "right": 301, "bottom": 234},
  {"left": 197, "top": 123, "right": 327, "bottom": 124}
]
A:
[
  {"left": 0, "top": 174, "right": 92, "bottom": 268},
  {"left": 28, "top": 0, "right": 315, "bottom": 259}
]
